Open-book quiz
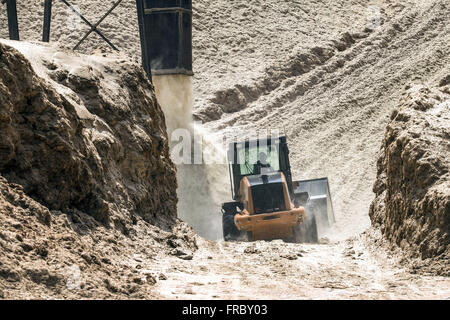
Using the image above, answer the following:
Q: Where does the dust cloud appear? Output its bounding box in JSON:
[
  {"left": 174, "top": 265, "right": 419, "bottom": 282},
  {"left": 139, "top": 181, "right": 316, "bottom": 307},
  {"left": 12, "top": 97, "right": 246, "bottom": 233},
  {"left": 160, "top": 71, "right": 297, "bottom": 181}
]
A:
[{"left": 152, "top": 75, "right": 229, "bottom": 240}]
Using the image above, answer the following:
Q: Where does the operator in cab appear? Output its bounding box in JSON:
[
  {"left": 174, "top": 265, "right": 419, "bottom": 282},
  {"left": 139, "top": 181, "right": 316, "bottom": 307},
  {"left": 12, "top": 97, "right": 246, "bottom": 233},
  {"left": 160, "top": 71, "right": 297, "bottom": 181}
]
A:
[{"left": 253, "top": 152, "right": 273, "bottom": 174}]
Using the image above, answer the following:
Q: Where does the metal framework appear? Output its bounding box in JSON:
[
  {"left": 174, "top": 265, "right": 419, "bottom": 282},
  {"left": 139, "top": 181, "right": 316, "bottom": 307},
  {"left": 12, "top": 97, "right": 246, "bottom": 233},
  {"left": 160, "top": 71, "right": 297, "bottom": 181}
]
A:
[
  {"left": 59, "top": 0, "right": 120, "bottom": 51},
  {"left": 2, "top": 0, "right": 121, "bottom": 50},
  {"left": 2, "top": 1, "right": 194, "bottom": 81}
]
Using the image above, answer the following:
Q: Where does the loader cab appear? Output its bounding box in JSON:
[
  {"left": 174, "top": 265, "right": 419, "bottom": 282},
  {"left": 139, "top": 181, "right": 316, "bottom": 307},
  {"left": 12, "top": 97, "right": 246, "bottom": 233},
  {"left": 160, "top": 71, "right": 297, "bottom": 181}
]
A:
[{"left": 227, "top": 136, "right": 294, "bottom": 201}]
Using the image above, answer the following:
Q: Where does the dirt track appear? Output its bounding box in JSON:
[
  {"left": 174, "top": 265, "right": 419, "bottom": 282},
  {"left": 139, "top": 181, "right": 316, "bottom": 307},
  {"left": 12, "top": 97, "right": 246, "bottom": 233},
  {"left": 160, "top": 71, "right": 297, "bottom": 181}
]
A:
[{"left": 148, "top": 234, "right": 449, "bottom": 300}]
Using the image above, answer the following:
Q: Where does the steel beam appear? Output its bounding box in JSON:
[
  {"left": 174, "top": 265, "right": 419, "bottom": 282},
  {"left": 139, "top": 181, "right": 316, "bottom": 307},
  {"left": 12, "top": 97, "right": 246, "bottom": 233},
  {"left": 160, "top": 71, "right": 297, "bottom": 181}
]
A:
[
  {"left": 6, "top": 0, "right": 19, "bottom": 40},
  {"left": 42, "top": 0, "right": 52, "bottom": 42}
]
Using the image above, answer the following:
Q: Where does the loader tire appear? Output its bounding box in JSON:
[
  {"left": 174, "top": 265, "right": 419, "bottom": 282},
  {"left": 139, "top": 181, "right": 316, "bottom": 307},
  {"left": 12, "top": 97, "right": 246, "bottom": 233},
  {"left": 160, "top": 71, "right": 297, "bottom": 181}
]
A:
[
  {"left": 222, "top": 212, "right": 241, "bottom": 241},
  {"left": 305, "top": 213, "right": 319, "bottom": 243},
  {"left": 291, "top": 212, "right": 319, "bottom": 243}
]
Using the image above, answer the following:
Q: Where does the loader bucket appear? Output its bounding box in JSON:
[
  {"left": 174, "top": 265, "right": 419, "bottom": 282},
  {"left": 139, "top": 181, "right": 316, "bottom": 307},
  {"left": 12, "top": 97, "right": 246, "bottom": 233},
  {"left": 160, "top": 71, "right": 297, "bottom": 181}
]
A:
[{"left": 293, "top": 178, "right": 335, "bottom": 229}]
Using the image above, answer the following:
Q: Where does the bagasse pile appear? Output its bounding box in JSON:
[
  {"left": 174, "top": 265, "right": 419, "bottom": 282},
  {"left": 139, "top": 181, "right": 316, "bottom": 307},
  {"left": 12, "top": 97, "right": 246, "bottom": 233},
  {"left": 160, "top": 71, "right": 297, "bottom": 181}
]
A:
[
  {"left": 0, "top": 41, "right": 199, "bottom": 298},
  {"left": 370, "top": 84, "right": 450, "bottom": 275},
  {"left": 0, "top": 41, "right": 177, "bottom": 229}
]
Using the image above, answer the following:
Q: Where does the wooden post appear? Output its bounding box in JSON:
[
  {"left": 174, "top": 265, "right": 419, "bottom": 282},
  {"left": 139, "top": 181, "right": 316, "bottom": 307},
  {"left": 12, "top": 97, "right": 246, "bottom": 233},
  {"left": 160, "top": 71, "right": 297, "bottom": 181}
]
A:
[
  {"left": 6, "top": 0, "right": 19, "bottom": 40},
  {"left": 42, "top": 0, "right": 52, "bottom": 42}
]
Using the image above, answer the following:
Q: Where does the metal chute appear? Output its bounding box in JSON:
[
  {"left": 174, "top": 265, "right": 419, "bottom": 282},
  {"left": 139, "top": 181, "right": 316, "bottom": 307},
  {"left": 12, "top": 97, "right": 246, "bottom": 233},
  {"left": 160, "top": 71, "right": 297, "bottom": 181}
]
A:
[{"left": 137, "top": 0, "right": 193, "bottom": 77}]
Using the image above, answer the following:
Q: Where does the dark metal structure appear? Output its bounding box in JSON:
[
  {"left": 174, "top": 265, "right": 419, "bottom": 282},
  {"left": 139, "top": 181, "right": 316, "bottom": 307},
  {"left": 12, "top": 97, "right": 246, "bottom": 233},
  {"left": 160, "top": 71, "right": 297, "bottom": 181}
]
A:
[
  {"left": 2, "top": 0, "right": 193, "bottom": 81},
  {"left": 4, "top": 0, "right": 19, "bottom": 40},
  {"left": 3, "top": 0, "right": 120, "bottom": 50},
  {"left": 42, "top": 0, "right": 52, "bottom": 42},
  {"left": 72, "top": 0, "right": 123, "bottom": 51},
  {"left": 136, "top": 0, "right": 193, "bottom": 76},
  {"left": 59, "top": 0, "right": 119, "bottom": 51}
]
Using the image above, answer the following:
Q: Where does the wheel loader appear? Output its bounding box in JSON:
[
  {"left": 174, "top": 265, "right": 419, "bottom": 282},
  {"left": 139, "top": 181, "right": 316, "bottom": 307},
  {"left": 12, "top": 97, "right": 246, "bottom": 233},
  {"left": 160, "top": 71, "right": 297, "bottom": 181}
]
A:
[{"left": 222, "top": 136, "right": 335, "bottom": 243}]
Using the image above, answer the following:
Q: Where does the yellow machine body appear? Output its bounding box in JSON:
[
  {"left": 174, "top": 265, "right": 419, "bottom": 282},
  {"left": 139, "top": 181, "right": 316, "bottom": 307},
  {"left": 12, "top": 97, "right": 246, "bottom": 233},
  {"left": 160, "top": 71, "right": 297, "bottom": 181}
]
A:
[{"left": 234, "top": 173, "right": 306, "bottom": 241}]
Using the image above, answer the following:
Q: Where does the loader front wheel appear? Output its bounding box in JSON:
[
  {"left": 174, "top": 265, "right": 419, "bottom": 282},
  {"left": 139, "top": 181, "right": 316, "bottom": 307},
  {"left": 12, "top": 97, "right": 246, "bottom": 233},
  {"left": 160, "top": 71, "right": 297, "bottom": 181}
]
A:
[
  {"left": 291, "top": 212, "right": 319, "bottom": 243},
  {"left": 222, "top": 212, "right": 241, "bottom": 241},
  {"left": 305, "top": 213, "right": 319, "bottom": 243}
]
